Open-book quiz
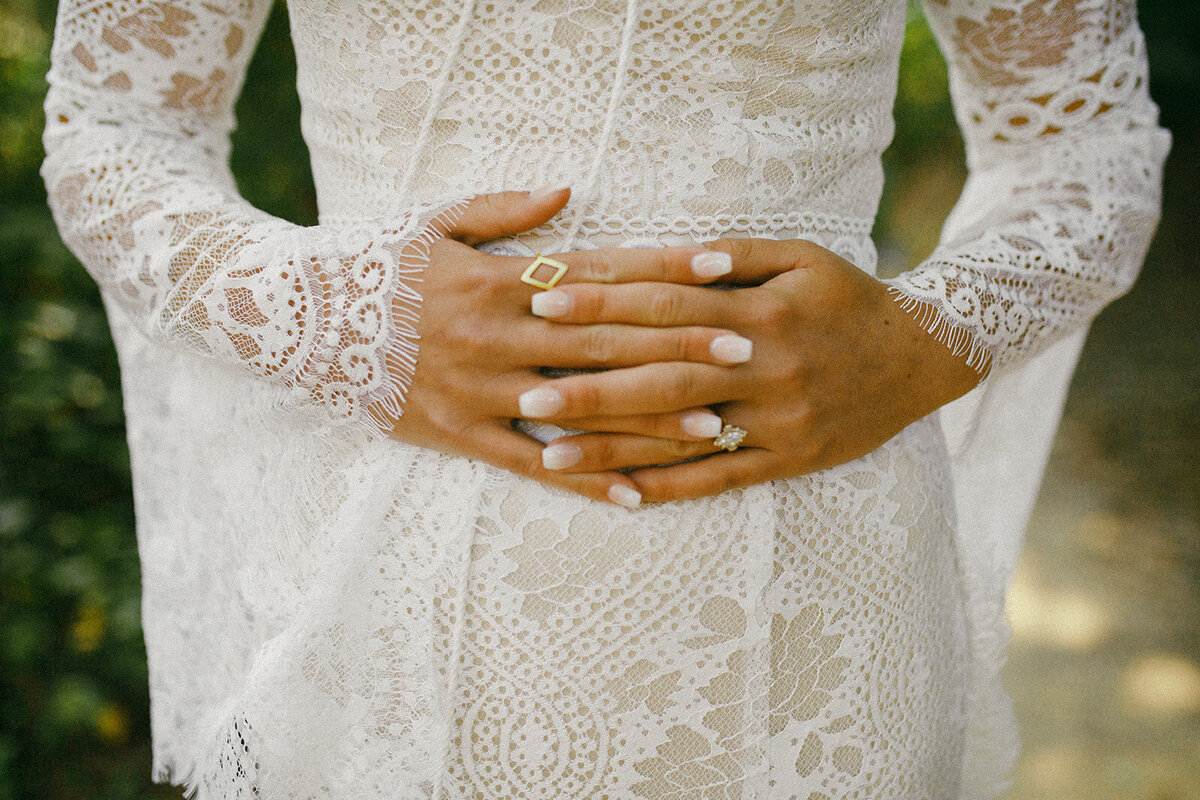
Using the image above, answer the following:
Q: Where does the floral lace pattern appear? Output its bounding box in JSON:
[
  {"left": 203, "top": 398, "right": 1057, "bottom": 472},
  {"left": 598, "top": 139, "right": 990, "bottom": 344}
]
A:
[
  {"left": 885, "top": 0, "right": 1168, "bottom": 374},
  {"left": 42, "top": 0, "right": 1165, "bottom": 798},
  {"left": 43, "top": 0, "right": 468, "bottom": 434}
]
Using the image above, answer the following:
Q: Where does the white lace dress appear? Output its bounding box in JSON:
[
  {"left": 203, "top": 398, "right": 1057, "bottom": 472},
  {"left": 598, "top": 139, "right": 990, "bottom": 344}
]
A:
[{"left": 42, "top": 1, "right": 1167, "bottom": 798}]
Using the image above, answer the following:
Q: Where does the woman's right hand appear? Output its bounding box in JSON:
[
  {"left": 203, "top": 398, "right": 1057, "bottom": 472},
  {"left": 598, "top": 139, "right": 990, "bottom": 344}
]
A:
[{"left": 380, "top": 187, "right": 752, "bottom": 507}]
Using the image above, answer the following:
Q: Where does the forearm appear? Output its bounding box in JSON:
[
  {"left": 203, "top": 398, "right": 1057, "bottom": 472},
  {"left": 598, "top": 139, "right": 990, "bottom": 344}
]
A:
[
  {"left": 42, "top": 0, "right": 467, "bottom": 432},
  {"left": 889, "top": 0, "right": 1169, "bottom": 377}
]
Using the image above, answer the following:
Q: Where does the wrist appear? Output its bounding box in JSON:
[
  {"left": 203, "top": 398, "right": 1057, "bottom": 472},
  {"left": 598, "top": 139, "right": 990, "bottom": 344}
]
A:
[{"left": 884, "top": 290, "right": 985, "bottom": 421}]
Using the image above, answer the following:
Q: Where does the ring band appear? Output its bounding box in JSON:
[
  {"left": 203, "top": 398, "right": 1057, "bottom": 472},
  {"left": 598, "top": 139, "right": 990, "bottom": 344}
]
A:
[
  {"left": 520, "top": 254, "right": 570, "bottom": 290},
  {"left": 713, "top": 422, "right": 748, "bottom": 452}
]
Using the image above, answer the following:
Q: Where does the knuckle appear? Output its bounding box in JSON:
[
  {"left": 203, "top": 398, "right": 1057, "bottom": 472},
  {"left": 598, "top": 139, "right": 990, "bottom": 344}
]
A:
[
  {"left": 591, "top": 437, "right": 617, "bottom": 466},
  {"left": 568, "top": 285, "right": 607, "bottom": 321},
  {"left": 586, "top": 252, "right": 617, "bottom": 283},
  {"left": 428, "top": 404, "right": 474, "bottom": 447},
  {"left": 582, "top": 326, "right": 616, "bottom": 364},
  {"left": 728, "top": 237, "right": 754, "bottom": 263},
  {"left": 572, "top": 380, "right": 602, "bottom": 415},
  {"left": 455, "top": 261, "right": 495, "bottom": 295},
  {"left": 450, "top": 318, "right": 505, "bottom": 360},
  {"left": 767, "top": 352, "right": 804, "bottom": 386},
  {"left": 785, "top": 402, "right": 816, "bottom": 437},
  {"left": 676, "top": 330, "right": 699, "bottom": 362},
  {"left": 668, "top": 368, "right": 697, "bottom": 405},
  {"left": 649, "top": 287, "right": 684, "bottom": 324},
  {"left": 750, "top": 293, "right": 793, "bottom": 330},
  {"left": 656, "top": 250, "right": 679, "bottom": 281},
  {"left": 443, "top": 316, "right": 474, "bottom": 347}
]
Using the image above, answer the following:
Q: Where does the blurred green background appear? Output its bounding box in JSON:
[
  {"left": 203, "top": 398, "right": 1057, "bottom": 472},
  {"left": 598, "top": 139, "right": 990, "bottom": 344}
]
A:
[{"left": 1, "top": 2, "right": 1196, "bottom": 798}]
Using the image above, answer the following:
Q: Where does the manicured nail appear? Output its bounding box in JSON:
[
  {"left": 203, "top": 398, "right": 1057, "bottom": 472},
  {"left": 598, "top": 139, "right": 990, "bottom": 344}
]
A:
[
  {"left": 710, "top": 333, "right": 753, "bottom": 364},
  {"left": 518, "top": 386, "right": 565, "bottom": 418},
  {"left": 541, "top": 441, "right": 582, "bottom": 470},
  {"left": 530, "top": 289, "right": 573, "bottom": 318},
  {"left": 691, "top": 251, "right": 732, "bottom": 279},
  {"left": 529, "top": 183, "right": 570, "bottom": 202},
  {"left": 680, "top": 409, "right": 724, "bottom": 439},
  {"left": 608, "top": 484, "right": 642, "bottom": 509}
]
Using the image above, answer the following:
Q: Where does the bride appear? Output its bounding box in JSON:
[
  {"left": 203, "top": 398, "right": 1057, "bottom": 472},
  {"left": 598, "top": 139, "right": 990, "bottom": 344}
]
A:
[{"left": 42, "top": 0, "right": 1167, "bottom": 797}]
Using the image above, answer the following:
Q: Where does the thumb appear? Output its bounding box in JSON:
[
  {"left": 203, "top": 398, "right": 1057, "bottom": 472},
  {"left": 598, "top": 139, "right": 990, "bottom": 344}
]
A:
[{"left": 445, "top": 185, "right": 571, "bottom": 246}]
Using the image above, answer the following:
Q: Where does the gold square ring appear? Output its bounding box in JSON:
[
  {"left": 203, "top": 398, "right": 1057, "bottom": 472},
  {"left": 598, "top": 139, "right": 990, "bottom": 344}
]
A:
[{"left": 520, "top": 254, "right": 570, "bottom": 290}]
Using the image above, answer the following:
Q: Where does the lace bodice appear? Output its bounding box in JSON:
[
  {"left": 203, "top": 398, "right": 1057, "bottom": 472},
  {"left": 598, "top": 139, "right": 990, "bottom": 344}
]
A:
[
  {"left": 41, "top": 1, "right": 1167, "bottom": 799},
  {"left": 43, "top": 0, "right": 1167, "bottom": 431}
]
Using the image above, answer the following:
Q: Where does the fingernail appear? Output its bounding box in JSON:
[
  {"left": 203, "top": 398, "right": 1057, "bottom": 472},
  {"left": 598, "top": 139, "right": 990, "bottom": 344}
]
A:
[
  {"left": 518, "top": 386, "right": 565, "bottom": 418},
  {"left": 529, "top": 183, "right": 570, "bottom": 202},
  {"left": 541, "top": 441, "right": 582, "bottom": 470},
  {"left": 710, "top": 333, "right": 753, "bottom": 364},
  {"left": 530, "top": 289, "right": 573, "bottom": 318},
  {"left": 691, "top": 251, "right": 732, "bottom": 279},
  {"left": 681, "top": 409, "right": 724, "bottom": 439},
  {"left": 608, "top": 484, "right": 642, "bottom": 509}
]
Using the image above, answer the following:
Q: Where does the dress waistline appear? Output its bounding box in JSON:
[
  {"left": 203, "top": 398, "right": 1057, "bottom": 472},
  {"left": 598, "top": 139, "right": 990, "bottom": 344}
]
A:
[{"left": 319, "top": 209, "right": 874, "bottom": 241}]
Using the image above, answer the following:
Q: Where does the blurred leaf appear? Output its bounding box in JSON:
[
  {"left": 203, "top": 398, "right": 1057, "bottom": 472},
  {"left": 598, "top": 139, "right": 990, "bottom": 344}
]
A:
[{"left": 47, "top": 676, "right": 105, "bottom": 733}]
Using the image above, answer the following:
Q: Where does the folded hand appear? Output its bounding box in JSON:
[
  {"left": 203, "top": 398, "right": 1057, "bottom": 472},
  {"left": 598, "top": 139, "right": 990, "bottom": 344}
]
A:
[
  {"left": 384, "top": 188, "right": 752, "bottom": 507},
  {"left": 523, "top": 237, "right": 983, "bottom": 503}
]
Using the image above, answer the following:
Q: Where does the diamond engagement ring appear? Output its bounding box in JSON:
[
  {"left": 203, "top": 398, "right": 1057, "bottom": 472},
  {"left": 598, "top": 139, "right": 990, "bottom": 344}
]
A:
[{"left": 713, "top": 422, "right": 748, "bottom": 452}]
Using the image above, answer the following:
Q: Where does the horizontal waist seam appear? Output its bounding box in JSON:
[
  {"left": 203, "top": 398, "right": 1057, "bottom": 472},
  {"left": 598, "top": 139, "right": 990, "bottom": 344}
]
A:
[{"left": 320, "top": 210, "right": 875, "bottom": 238}]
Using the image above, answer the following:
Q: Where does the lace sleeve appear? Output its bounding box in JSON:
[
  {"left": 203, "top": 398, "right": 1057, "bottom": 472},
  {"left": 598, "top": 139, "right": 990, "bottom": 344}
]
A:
[
  {"left": 885, "top": 0, "right": 1170, "bottom": 375},
  {"left": 41, "top": 0, "right": 466, "bottom": 434}
]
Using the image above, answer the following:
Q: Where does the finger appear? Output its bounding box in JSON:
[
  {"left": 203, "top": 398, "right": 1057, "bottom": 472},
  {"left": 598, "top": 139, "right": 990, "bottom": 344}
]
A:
[
  {"left": 530, "top": 283, "right": 746, "bottom": 328},
  {"left": 703, "top": 237, "right": 830, "bottom": 285},
  {"left": 472, "top": 419, "right": 645, "bottom": 508},
  {"left": 515, "top": 363, "right": 737, "bottom": 420},
  {"left": 446, "top": 186, "right": 572, "bottom": 245},
  {"left": 540, "top": 433, "right": 718, "bottom": 473},
  {"left": 444, "top": 243, "right": 728, "bottom": 310},
  {"left": 552, "top": 245, "right": 732, "bottom": 286},
  {"left": 627, "top": 448, "right": 782, "bottom": 503},
  {"left": 525, "top": 322, "right": 754, "bottom": 368},
  {"left": 552, "top": 408, "right": 726, "bottom": 441}
]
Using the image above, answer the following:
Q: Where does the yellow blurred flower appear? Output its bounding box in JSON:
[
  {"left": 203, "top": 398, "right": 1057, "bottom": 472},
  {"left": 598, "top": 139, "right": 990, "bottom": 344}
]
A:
[
  {"left": 71, "top": 603, "right": 106, "bottom": 653},
  {"left": 95, "top": 703, "right": 130, "bottom": 744}
]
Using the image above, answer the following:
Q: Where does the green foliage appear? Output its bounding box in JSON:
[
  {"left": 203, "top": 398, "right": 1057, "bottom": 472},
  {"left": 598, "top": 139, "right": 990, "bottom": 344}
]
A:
[
  {"left": 0, "top": 0, "right": 303, "bottom": 796},
  {"left": 0, "top": 1, "right": 1194, "bottom": 798}
]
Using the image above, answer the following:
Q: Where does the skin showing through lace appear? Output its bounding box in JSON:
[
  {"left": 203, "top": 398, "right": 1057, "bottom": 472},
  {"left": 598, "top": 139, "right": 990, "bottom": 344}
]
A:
[{"left": 41, "top": 0, "right": 1166, "bottom": 797}]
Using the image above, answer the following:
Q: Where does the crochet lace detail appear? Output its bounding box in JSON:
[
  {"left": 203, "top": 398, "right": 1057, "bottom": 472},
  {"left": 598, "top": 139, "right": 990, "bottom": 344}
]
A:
[
  {"left": 884, "top": 1, "right": 1167, "bottom": 374},
  {"left": 42, "top": 0, "right": 469, "bottom": 434},
  {"left": 41, "top": 1, "right": 1166, "bottom": 798}
]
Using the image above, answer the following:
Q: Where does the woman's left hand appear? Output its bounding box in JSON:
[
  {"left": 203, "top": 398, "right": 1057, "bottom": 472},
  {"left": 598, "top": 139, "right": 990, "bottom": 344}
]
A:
[{"left": 520, "top": 238, "right": 983, "bottom": 503}]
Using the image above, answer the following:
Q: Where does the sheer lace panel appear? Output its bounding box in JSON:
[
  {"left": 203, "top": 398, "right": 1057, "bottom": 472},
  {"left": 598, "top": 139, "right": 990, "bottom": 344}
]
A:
[
  {"left": 41, "top": 1, "right": 1167, "bottom": 799},
  {"left": 885, "top": 0, "right": 1168, "bottom": 374},
  {"left": 42, "top": 0, "right": 468, "bottom": 433}
]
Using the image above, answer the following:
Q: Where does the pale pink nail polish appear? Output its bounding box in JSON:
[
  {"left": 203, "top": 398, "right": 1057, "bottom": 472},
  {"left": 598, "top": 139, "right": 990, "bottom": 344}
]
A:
[
  {"left": 681, "top": 410, "right": 724, "bottom": 438},
  {"left": 608, "top": 485, "right": 642, "bottom": 509},
  {"left": 518, "top": 386, "right": 565, "bottom": 418},
  {"left": 710, "top": 333, "right": 753, "bottom": 364},
  {"left": 691, "top": 251, "right": 732, "bottom": 279},
  {"left": 541, "top": 441, "right": 582, "bottom": 470},
  {"left": 529, "top": 183, "right": 571, "bottom": 202},
  {"left": 531, "top": 289, "right": 573, "bottom": 318}
]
